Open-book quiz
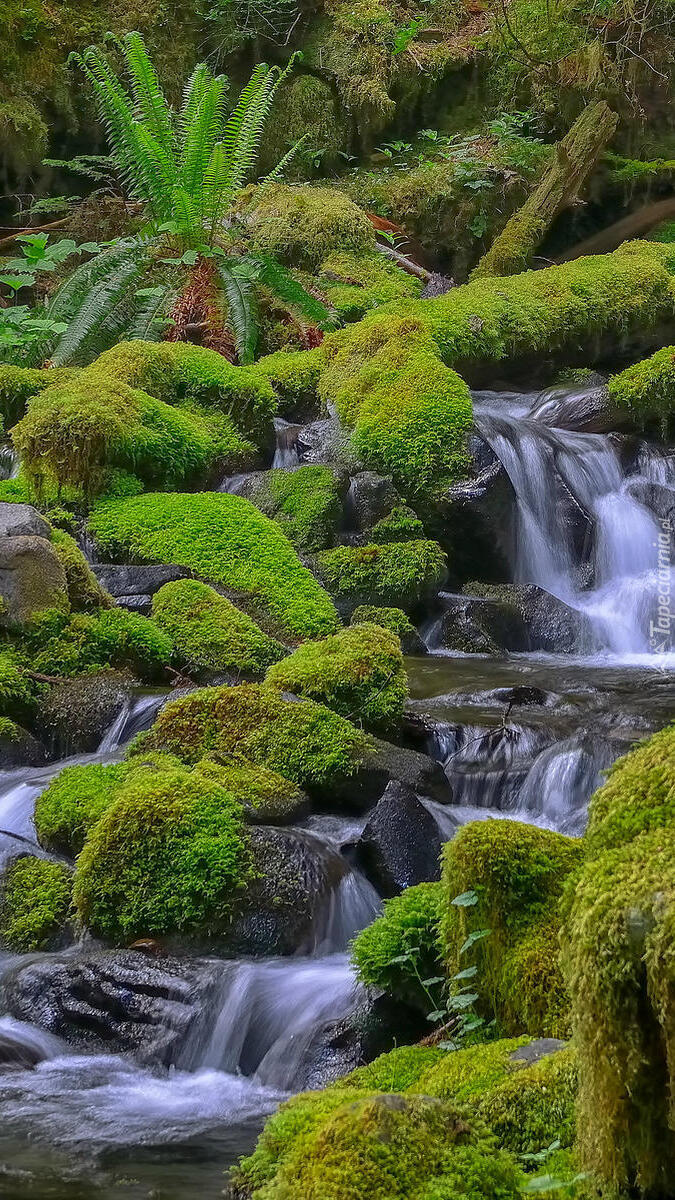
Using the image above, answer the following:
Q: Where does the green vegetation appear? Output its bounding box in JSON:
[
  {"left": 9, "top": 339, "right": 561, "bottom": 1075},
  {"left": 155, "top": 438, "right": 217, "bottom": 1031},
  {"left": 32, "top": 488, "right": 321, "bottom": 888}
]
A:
[
  {"left": 608, "top": 346, "right": 675, "bottom": 431},
  {"left": 370, "top": 506, "right": 424, "bottom": 543},
  {"left": 351, "top": 881, "right": 444, "bottom": 1011},
  {"left": 18, "top": 607, "right": 172, "bottom": 680},
  {"left": 350, "top": 604, "right": 419, "bottom": 642},
  {"left": 73, "top": 763, "right": 250, "bottom": 943},
  {"left": 319, "top": 251, "right": 422, "bottom": 321},
  {"left": 265, "top": 622, "right": 407, "bottom": 731},
  {"left": 197, "top": 757, "right": 308, "bottom": 825},
  {"left": 248, "top": 186, "right": 375, "bottom": 269},
  {"left": 89, "top": 491, "right": 339, "bottom": 641},
  {"left": 0, "top": 856, "right": 72, "bottom": 952},
  {"left": 441, "top": 820, "right": 583, "bottom": 1038},
  {"left": 51, "top": 528, "right": 112, "bottom": 611},
  {"left": 134, "top": 683, "right": 371, "bottom": 793},
  {"left": 245, "top": 466, "right": 342, "bottom": 553},
  {"left": 562, "top": 725, "right": 675, "bottom": 1194},
  {"left": 0, "top": 651, "right": 42, "bottom": 722},
  {"left": 318, "top": 540, "right": 447, "bottom": 612},
  {"left": 152, "top": 579, "right": 285, "bottom": 677}
]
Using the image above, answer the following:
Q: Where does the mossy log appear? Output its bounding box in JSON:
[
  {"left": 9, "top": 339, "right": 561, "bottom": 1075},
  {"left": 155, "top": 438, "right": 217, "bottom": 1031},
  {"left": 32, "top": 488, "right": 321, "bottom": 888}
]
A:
[{"left": 472, "top": 101, "right": 618, "bottom": 279}]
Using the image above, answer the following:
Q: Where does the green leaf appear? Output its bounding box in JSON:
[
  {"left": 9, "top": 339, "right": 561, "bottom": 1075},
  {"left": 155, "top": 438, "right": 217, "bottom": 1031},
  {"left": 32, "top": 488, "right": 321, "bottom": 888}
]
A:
[
  {"left": 452, "top": 890, "right": 479, "bottom": 907},
  {"left": 453, "top": 966, "right": 478, "bottom": 980},
  {"left": 460, "top": 929, "right": 490, "bottom": 955},
  {"left": 0, "top": 275, "right": 35, "bottom": 291}
]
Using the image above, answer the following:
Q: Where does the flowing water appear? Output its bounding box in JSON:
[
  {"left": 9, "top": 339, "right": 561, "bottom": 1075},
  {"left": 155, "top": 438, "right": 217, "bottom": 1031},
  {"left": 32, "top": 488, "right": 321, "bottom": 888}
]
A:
[{"left": 0, "top": 381, "right": 673, "bottom": 1197}]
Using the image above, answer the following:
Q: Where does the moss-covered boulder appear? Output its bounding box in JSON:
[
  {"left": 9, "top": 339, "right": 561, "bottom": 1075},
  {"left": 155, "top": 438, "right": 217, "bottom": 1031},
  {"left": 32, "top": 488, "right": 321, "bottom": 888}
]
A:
[
  {"left": 35, "top": 761, "right": 133, "bottom": 858},
  {"left": 562, "top": 725, "right": 675, "bottom": 1195},
  {"left": 37, "top": 669, "right": 132, "bottom": 756},
  {"left": 230, "top": 1090, "right": 522, "bottom": 1200},
  {"left": 351, "top": 604, "right": 426, "bottom": 655},
  {"left": 89, "top": 491, "right": 339, "bottom": 642},
  {"left": 0, "top": 651, "right": 42, "bottom": 723},
  {"left": 319, "top": 251, "right": 422, "bottom": 322},
  {"left": 134, "top": 683, "right": 371, "bottom": 795},
  {"left": 50, "top": 528, "right": 113, "bottom": 611},
  {"left": 265, "top": 623, "right": 407, "bottom": 732},
  {"left": 351, "top": 881, "right": 444, "bottom": 1013},
  {"left": 19, "top": 607, "right": 172, "bottom": 681},
  {"left": 73, "top": 763, "right": 251, "bottom": 944},
  {"left": 0, "top": 856, "right": 73, "bottom": 952},
  {"left": 198, "top": 757, "right": 309, "bottom": 826},
  {"left": 441, "top": 820, "right": 583, "bottom": 1039},
  {"left": 247, "top": 185, "right": 376, "bottom": 270},
  {"left": 608, "top": 345, "right": 675, "bottom": 433},
  {"left": 317, "top": 540, "right": 447, "bottom": 615},
  {"left": 152, "top": 579, "right": 285, "bottom": 678},
  {"left": 242, "top": 466, "right": 343, "bottom": 554}
]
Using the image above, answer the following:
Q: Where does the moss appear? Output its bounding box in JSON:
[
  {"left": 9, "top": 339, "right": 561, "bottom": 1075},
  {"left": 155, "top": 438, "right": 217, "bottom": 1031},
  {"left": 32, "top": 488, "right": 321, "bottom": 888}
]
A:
[
  {"left": 351, "top": 881, "right": 444, "bottom": 1012},
  {"left": 50, "top": 528, "right": 112, "bottom": 612},
  {"left": 259, "top": 73, "right": 350, "bottom": 177},
  {"left": 89, "top": 491, "right": 338, "bottom": 642},
  {"left": 19, "top": 606, "right": 172, "bottom": 681},
  {"left": 265, "top": 622, "right": 407, "bottom": 732},
  {"left": 133, "top": 682, "right": 370, "bottom": 794},
  {"left": 0, "top": 650, "right": 41, "bottom": 721},
  {"left": 254, "top": 347, "right": 326, "bottom": 421},
  {"left": 371, "top": 505, "right": 425, "bottom": 543},
  {"left": 351, "top": 603, "right": 419, "bottom": 643},
  {"left": 319, "top": 251, "right": 422, "bottom": 322},
  {"left": 317, "top": 540, "right": 447, "bottom": 613},
  {"left": 561, "top": 726, "right": 675, "bottom": 1195},
  {"left": 197, "top": 756, "right": 308, "bottom": 825},
  {"left": 608, "top": 346, "right": 675, "bottom": 431},
  {"left": 246, "top": 465, "right": 342, "bottom": 554},
  {"left": 320, "top": 316, "right": 473, "bottom": 495},
  {"left": 247, "top": 185, "right": 376, "bottom": 270},
  {"left": 441, "top": 820, "right": 583, "bottom": 1038},
  {"left": 152, "top": 579, "right": 285, "bottom": 678},
  {"left": 0, "top": 365, "right": 76, "bottom": 429},
  {"left": 0, "top": 856, "right": 72, "bottom": 952},
  {"left": 340, "top": 1044, "right": 445, "bottom": 1093},
  {"left": 34, "top": 761, "right": 134, "bottom": 858},
  {"left": 73, "top": 762, "right": 250, "bottom": 943},
  {"left": 234, "top": 1090, "right": 522, "bottom": 1200}
]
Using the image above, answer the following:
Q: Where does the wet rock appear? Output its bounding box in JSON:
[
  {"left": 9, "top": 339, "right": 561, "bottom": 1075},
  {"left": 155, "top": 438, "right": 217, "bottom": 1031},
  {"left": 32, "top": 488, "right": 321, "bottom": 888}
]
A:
[
  {"left": 0, "top": 1022, "right": 59, "bottom": 1069},
  {"left": 339, "top": 737, "right": 453, "bottom": 811},
  {"left": 437, "top": 592, "right": 528, "bottom": 654},
  {"left": 510, "top": 1037, "right": 566, "bottom": 1065},
  {"left": 355, "top": 781, "right": 442, "bottom": 896},
  {"left": 297, "top": 417, "right": 343, "bottom": 466},
  {"left": 0, "top": 536, "right": 68, "bottom": 625},
  {"left": 115, "top": 594, "right": 153, "bottom": 616},
  {"left": 2, "top": 950, "right": 220, "bottom": 1065},
  {"left": 461, "top": 583, "right": 590, "bottom": 653},
  {"left": 39, "top": 670, "right": 133, "bottom": 755},
  {"left": 301, "top": 991, "right": 426, "bottom": 1090},
  {"left": 441, "top": 452, "right": 515, "bottom": 581},
  {"left": 345, "top": 472, "right": 400, "bottom": 532},
  {"left": 91, "top": 563, "right": 190, "bottom": 598},
  {"left": 0, "top": 502, "right": 50, "bottom": 541},
  {"left": 529, "top": 383, "right": 623, "bottom": 433},
  {"left": 421, "top": 272, "right": 454, "bottom": 298},
  {"left": 224, "top": 827, "right": 349, "bottom": 956},
  {"left": 0, "top": 723, "right": 46, "bottom": 768}
]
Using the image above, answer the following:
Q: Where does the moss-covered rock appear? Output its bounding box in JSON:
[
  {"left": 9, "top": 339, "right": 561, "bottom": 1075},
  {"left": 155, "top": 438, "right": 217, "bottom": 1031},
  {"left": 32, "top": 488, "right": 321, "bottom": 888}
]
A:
[
  {"left": 50, "top": 528, "right": 112, "bottom": 612},
  {"left": 265, "top": 622, "right": 407, "bottom": 732},
  {"left": 608, "top": 345, "right": 675, "bottom": 432},
  {"left": 245, "top": 466, "right": 342, "bottom": 554},
  {"left": 0, "top": 856, "right": 73, "bottom": 952},
  {"left": 199, "top": 757, "right": 309, "bottom": 825},
  {"left": 254, "top": 347, "right": 326, "bottom": 422},
  {"left": 34, "top": 761, "right": 132, "bottom": 858},
  {"left": 441, "top": 820, "right": 583, "bottom": 1039},
  {"left": 73, "top": 762, "right": 250, "bottom": 943},
  {"left": 370, "top": 505, "right": 425, "bottom": 543},
  {"left": 351, "top": 881, "right": 444, "bottom": 1012},
  {"left": 89, "top": 491, "right": 338, "bottom": 642},
  {"left": 152, "top": 579, "right": 285, "bottom": 678},
  {"left": 350, "top": 605, "right": 425, "bottom": 655},
  {"left": 320, "top": 316, "right": 473, "bottom": 495},
  {"left": 18, "top": 606, "right": 172, "bottom": 681},
  {"left": 561, "top": 725, "right": 675, "bottom": 1195},
  {"left": 133, "top": 683, "right": 371, "bottom": 794},
  {"left": 247, "top": 185, "right": 376, "bottom": 270},
  {"left": 319, "top": 251, "right": 422, "bottom": 322},
  {"left": 0, "top": 650, "right": 42, "bottom": 722},
  {"left": 317, "top": 540, "right": 447, "bottom": 615},
  {"left": 231, "top": 1090, "right": 522, "bottom": 1200}
]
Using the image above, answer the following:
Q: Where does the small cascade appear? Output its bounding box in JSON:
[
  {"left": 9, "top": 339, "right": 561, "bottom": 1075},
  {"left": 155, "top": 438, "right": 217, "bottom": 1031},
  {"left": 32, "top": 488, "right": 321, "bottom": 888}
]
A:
[
  {"left": 474, "top": 389, "right": 675, "bottom": 660},
  {"left": 271, "top": 418, "right": 301, "bottom": 469},
  {"left": 97, "top": 692, "right": 167, "bottom": 753},
  {"left": 0, "top": 445, "right": 19, "bottom": 481}
]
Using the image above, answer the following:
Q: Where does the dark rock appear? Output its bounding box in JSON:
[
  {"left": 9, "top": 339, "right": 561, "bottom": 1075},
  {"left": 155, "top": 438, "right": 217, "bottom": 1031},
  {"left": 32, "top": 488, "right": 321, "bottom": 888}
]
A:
[
  {"left": 461, "top": 583, "right": 591, "bottom": 653},
  {"left": 436, "top": 592, "right": 528, "bottom": 654},
  {"left": 0, "top": 536, "right": 68, "bottom": 625},
  {"left": 510, "top": 1037, "right": 566, "bottom": 1065},
  {"left": 91, "top": 563, "right": 190, "bottom": 598},
  {"left": 2, "top": 950, "right": 220, "bottom": 1065},
  {"left": 356, "top": 781, "right": 442, "bottom": 896},
  {"left": 115, "top": 593, "right": 153, "bottom": 616},
  {"left": 338, "top": 737, "right": 453, "bottom": 812},
  {"left": 0, "top": 502, "right": 50, "bottom": 540},
  {"left": 421, "top": 272, "right": 454, "bottom": 298},
  {"left": 297, "top": 417, "right": 343, "bottom": 466},
  {"left": 345, "top": 472, "right": 400, "bottom": 532},
  {"left": 39, "top": 670, "right": 133, "bottom": 756},
  {"left": 0, "top": 724, "right": 46, "bottom": 768},
  {"left": 529, "top": 383, "right": 623, "bottom": 433},
  {"left": 224, "top": 827, "right": 349, "bottom": 956},
  {"left": 300, "top": 990, "right": 427, "bottom": 1090},
  {"left": 0, "top": 1022, "right": 61, "bottom": 1069},
  {"left": 441, "top": 454, "right": 515, "bottom": 582}
]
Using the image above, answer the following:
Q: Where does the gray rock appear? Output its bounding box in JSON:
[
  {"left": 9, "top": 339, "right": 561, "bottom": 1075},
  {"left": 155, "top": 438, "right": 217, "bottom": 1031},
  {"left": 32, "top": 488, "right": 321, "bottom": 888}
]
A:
[
  {"left": 529, "top": 383, "right": 622, "bottom": 433},
  {"left": 345, "top": 472, "right": 400, "bottom": 532},
  {"left": 338, "top": 737, "right": 453, "bottom": 811},
  {"left": 91, "top": 563, "right": 190, "bottom": 598},
  {"left": 0, "top": 502, "right": 51, "bottom": 540},
  {"left": 0, "top": 724, "right": 45, "bottom": 768},
  {"left": 224, "top": 827, "right": 349, "bottom": 956},
  {"left": 436, "top": 592, "right": 528, "bottom": 654},
  {"left": 356, "top": 781, "right": 442, "bottom": 896},
  {"left": 460, "top": 583, "right": 591, "bottom": 653},
  {"left": 116, "top": 593, "right": 153, "bottom": 616},
  {"left": 0, "top": 536, "right": 68, "bottom": 625},
  {"left": 510, "top": 1037, "right": 566, "bottom": 1065},
  {"left": 2, "top": 950, "right": 219, "bottom": 1065},
  {"left": 297, "top": 417, "right": 342, "bottom": 466}
]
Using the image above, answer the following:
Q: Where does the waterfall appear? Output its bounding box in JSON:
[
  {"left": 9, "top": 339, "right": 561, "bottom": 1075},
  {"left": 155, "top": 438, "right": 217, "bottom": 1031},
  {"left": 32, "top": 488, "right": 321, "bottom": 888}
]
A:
[{"left": 474, "top": 390, "right": 675, "bottom": 660}]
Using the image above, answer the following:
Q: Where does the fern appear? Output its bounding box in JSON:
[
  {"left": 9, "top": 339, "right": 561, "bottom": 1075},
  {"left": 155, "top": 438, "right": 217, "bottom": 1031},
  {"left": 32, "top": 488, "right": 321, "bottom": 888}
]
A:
[
  {"left": 218, "top": 261, "right": 259, "bottom": 364},
  {"left": 252, "top": 256, "right": 335, "bottom": 328}
]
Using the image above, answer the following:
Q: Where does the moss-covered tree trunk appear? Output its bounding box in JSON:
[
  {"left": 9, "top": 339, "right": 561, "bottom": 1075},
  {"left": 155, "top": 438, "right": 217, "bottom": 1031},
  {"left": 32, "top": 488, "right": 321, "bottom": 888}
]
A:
[{"left": 471, "top": 101, "right": 618, "bottom": 280}]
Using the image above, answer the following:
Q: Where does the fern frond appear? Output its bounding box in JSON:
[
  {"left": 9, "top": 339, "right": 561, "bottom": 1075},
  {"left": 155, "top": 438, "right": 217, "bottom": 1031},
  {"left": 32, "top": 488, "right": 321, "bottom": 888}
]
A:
[
  {"left": 179, "top": 73, "right": 229, "bottom": 224},
  {"left": 255, "top": 135, "right": 307, "bottom": 202},
  {"left": 128, "top": 283, "right": 177, "bottom": 341},
  {"left": 122, "top": 32, "right": 175, "bottom": 158},
  {"left": 49, "top": 241, "right": 150, "bottom": 366},
  {"left": 218, "top": 261, "right": 259, "bottom": 364},
  {"left": 253, "top": 255, "right": 335, "bottom": 328}
]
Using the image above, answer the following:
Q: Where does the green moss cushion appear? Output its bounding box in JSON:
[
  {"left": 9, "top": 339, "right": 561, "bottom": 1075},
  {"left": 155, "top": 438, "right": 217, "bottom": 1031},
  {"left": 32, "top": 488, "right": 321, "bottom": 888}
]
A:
[
  {"left": 319, "top": 250, "right": 422, "bottom": 322},
  {"left": 318, "top": 540, "right": 447, "bottom": 613},
  {"left": 89, "top": 491, "right": 339, "bottom": 642},
  {"left": 19, "top": 607, "right": 173, "bottom": 681},
  {"left": 265, "top": 622, "right": 407, "bottom": 731},
  {"left": 73, "top": 763, "right": 250, "bottom": 943},
  {"left": 51, "top": 528, "right": 112, "bottom": 611},
  {"left": 351, "top": 604, "right": 419, "bottom": 642},
  {"left": 0, "top": 651, "right": 42, "bottom": 721},
  {"left": 133, "top": 683, "right": 370, "bottom": 793},
  {"left": 246, "top": 465, "right": 342, "bottom": 554},
  {"left": 351, "top": 881, "right": 444, "bottom": 1012},
  {"left": 0, "top": 856, "right": 73, "bottom": 952},
  {"left": 35, "top": 762, "right": 132, "bottom": 858},
  {"left": 152, "top": 579, "right": 285, "bottom": 677},
  {"left": 248, "top": 184, "right": 376, "bottom": 269}
]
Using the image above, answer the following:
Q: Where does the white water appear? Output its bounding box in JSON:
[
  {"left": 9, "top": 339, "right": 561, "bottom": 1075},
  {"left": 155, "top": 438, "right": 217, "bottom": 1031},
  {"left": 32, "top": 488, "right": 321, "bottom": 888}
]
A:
[{"left": 474, "top": 390, "right": 675, "bottom": 662}]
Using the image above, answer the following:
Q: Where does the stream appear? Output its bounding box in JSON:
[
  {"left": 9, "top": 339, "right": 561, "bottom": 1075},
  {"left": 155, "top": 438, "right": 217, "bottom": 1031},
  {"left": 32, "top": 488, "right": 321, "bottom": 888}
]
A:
[{"left": 0, "top": 382, "right": 672, "bottom": 1198}]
